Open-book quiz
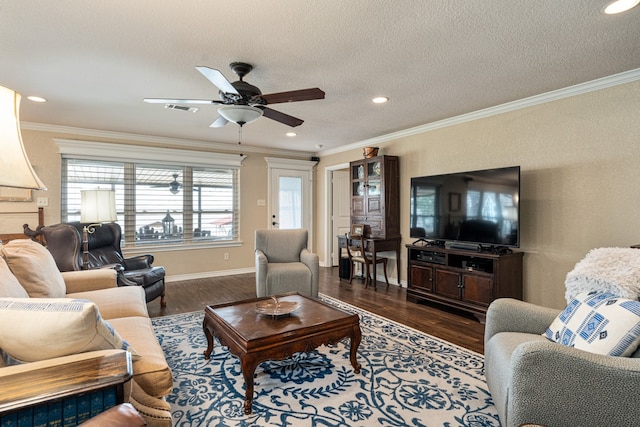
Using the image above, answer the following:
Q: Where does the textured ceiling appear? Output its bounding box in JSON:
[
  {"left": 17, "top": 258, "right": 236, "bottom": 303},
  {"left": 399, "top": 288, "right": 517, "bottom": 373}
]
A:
[{"left": 2, "top": 1, "right": 639, "bottom": 154}]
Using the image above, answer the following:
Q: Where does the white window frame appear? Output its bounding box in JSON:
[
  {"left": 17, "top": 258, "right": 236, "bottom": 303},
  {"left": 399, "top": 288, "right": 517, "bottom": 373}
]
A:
[{"left": 55, "top": 139, "right": 246, "bottom": 254}]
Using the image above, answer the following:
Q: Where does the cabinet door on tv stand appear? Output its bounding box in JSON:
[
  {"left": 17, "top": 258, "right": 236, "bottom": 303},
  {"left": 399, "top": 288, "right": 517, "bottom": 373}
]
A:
[
  {"left": 434, "top": 269, "right": 461, "bottom": 300},
  {"left": 410, "top": 264, "right": 433, "bottom": 292},
  {"left": 461, "top": 274, "right": 493, "bottom": 306}
]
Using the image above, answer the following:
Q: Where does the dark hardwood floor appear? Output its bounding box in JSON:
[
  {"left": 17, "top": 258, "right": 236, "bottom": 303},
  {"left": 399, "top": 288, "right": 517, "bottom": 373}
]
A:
[{"left": 148, "top": 267, "right": 486, "bottom": 354}]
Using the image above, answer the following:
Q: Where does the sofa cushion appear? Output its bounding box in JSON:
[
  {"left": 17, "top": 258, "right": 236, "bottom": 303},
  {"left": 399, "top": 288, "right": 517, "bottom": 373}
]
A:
[
  {"left": 0, "top": 298, "right": 139, "bottom": 362},
  {"left": 1, "top": 239, "right": 65, "bottom": 298},
  {"left": 67, "top": 285, "right": 148, "bottom": 320},
  {"left": 0, "top": 254, "right": 28, "bottom": 298},
  {"left": 107, "top": 316, "right": 173, "bottom": 398},
  {"left": 544, "top": 291, "right": 640, "bottom": 357}
]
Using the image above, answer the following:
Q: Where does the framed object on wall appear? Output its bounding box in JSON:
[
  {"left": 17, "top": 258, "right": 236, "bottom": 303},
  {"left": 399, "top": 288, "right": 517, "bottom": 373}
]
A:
[{"left": 449, "top": 192, "right": 461, "bottom": 212}]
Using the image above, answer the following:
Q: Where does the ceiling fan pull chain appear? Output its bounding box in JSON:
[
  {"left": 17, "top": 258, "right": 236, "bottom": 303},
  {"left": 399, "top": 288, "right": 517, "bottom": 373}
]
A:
[{"left": 238, "top": 124, "right": 243, "bottom": 156}]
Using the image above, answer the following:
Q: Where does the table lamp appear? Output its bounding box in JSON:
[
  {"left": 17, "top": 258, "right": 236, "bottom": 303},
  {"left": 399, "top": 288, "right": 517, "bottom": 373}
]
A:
[
  {"left": 80, "top": 189, "right": 117, "bottom": 269},
  {"left": 0, "top": 85, "right": 47, "bottom": 190}
]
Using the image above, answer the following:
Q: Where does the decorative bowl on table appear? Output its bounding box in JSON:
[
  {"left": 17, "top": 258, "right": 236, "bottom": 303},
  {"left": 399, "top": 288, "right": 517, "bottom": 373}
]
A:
[{"left": 256, "top": 296, "right": 299, "bottom": 317}]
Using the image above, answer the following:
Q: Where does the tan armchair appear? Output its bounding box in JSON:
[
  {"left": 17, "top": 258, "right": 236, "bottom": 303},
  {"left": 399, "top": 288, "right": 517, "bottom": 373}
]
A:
[{"left": 255, "top": 229, "right": 319, "bottom": 298}]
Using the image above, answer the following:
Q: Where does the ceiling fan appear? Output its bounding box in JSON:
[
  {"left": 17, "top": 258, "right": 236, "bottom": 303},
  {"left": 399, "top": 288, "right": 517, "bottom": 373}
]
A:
[
  {"left": 144, "top": 62, "right": 325, "bottom": 128},
  {"left": 169, "top": 173, "right": 181, "bottom": 194}
]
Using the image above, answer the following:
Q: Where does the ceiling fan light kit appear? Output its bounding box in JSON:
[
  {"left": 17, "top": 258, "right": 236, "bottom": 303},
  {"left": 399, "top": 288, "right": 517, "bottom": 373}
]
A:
[{"left": 218, "top": 105, "right": 263, "bottom": 126}]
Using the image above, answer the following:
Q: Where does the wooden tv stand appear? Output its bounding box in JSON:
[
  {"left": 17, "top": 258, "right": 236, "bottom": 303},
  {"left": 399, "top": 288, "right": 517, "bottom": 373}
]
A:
[{"left": 406, "top": 244, "right": 523, "bottom": 323}]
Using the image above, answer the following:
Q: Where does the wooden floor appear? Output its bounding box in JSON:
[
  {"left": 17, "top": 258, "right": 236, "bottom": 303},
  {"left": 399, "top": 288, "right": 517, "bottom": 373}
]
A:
[{"left": 148, "top": 267, "right": 486, "bottom": 354}]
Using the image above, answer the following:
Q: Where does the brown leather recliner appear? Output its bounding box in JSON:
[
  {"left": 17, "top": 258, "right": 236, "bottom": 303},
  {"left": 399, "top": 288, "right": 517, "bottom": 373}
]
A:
[{"left": 41, "top": 222, "right": 166, "bottom": 307}]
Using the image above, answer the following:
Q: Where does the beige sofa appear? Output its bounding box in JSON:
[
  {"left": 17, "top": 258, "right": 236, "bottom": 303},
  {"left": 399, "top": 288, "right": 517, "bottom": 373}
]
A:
[{"left": 0, "top": 239, "right": 173, "bottom": 426}]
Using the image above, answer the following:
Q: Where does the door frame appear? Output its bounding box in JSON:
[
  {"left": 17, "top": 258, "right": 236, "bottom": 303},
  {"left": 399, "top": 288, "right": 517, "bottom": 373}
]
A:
[
  {"left": 323, "top": 162, "right": 350, "bottom": 267},
  {"left": 265, "top": 157, "right": 316, "bottom": 246}
]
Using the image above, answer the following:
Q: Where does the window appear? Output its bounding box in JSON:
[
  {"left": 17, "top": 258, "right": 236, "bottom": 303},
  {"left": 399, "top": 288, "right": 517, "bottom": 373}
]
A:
[
  {"left": 58, "top": 141, "right": 243, "bottom": 248},
  {"left": 410, "top": 184, "right": 438, "bottom": 234},
  {"left": 466, "top": 189, "right": 516, "bottom": 237}
]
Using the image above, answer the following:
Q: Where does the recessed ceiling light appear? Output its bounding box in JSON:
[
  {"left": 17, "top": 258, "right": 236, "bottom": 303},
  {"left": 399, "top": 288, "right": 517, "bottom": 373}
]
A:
[
  {"left": 372, "top": 96, "right": 389, "bottom": 104},
  {"left": 27, "top": 96, "right": 47, "bottom": 103},
  {"left": 604, "top": 0, "right": 640, "bottom": 14},
  {"left": 286, "top": 132, "right": 297, "bottom": 137}
]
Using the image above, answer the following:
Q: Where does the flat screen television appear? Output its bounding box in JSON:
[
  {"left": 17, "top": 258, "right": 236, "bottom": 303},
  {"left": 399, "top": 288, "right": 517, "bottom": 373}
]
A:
[{"left": 409, "top": 166, "right": 520, "bottom": 248}]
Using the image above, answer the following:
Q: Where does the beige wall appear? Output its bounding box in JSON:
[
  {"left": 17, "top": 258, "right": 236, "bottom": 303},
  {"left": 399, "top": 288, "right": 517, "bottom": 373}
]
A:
[{"left": 317, "top": 80, "right": 640, "bottom": 309}]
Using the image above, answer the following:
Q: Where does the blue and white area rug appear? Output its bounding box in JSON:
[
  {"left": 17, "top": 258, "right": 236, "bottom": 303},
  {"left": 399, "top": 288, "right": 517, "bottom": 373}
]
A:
[{"left": 152, "top": 295, "right": 499, "bottom": 426}]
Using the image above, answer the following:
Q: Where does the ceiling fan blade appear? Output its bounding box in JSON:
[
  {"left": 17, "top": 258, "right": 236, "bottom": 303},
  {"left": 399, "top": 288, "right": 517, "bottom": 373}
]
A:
[
  {"left": 143, "top": 98, "right": 222, "bottom": 104},
  {"left": 259, "top": 88, "right": 325, "bottom": 105},
  {"left": 210, "top": 116, "right": 228, "bottom": 128},
  {"left": 260, "top": 107, "right": 304, "bottom": 127},
  {"left": 196, "top": 66, "right": 239, "bottom": 95}
]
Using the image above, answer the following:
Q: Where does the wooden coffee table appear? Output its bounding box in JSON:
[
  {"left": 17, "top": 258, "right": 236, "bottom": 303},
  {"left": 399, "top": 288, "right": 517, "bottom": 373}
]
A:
[{"left": 203, "top": 293, "right": 361, "bottom": 415}]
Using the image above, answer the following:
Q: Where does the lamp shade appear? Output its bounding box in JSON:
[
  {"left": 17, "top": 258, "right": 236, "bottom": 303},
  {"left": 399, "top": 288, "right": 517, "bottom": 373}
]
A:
[
  {"left": 81, "top": 189, "right": 117, "bottom": 223},
  {"left": 218, "top": 105, "right": 263, "bottom": 126},
  {"left": 0, "top": 85, "right": 47, "bottom": 190}
]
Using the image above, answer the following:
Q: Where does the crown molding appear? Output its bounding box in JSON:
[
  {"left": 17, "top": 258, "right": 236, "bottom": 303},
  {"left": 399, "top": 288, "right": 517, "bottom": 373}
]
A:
[
  {"left": 319, "top": 68, "right": 640, "bottom": 156},
  {"left": 21, "top": 122, "right": 315, "bottom": 159}
]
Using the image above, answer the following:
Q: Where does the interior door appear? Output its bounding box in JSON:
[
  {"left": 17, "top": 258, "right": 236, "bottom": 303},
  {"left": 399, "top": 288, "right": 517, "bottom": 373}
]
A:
[{"left": 331, "top": 169, "right": 350, "bottom": 266}]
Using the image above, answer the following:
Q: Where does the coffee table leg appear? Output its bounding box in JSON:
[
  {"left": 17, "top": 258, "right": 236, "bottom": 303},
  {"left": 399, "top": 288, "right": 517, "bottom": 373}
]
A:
[
  {"left": 350, "top": 324, "right": 362, "bottom": 374},
  {"left": 203, "top": 320, "right": 214, "bottom": 359},
  {"left": 241, "top": 357, "right": 258, "bottom": 415}
]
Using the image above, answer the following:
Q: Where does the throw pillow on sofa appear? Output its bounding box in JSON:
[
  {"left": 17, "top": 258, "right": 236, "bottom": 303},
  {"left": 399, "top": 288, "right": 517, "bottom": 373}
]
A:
[
  {"left": 0, "top": 239, "right": 65, "bottom": 298},
  {"left": 0, "top": 254, "right": 28, "bottom": 298},
  {"left": 0, "top": 298, "right": 139, "bottom": 363},
  {"left": 544, "top": 291, "right": 640, "bottom": 357}
]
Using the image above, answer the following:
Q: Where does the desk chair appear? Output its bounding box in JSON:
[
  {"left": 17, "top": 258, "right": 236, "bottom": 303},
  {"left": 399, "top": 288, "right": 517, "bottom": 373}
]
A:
[{"left": 345, "top": 233, "right": 389, "bottom": 289}]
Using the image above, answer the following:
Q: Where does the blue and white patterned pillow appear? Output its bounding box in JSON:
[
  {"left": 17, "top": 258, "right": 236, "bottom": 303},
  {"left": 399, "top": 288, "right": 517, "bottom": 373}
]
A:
[{"left": 544, "top": 291, "right": 640, "bottom": 357}]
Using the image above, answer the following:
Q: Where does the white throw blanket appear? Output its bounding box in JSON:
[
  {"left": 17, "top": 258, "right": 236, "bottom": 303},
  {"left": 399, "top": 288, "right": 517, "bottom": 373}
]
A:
[{"left": 565, "top": 247, "right": 640, "bottom": 302}]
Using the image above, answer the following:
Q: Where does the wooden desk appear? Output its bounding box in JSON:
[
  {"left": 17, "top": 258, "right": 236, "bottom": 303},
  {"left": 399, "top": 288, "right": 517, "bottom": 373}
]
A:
[{"left": 338, "top": 235, "right": 401, "bottom": 288}]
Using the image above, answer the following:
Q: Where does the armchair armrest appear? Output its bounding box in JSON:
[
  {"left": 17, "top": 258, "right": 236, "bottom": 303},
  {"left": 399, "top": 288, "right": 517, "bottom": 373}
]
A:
[
  {"left": 484, "top": 298, "right": 560, "bottom": 347},
  {"left": 62, "top": 269, "right": 118, "bottom": 294},
  {"left": 508, "top": 340, "right": 640, "bottom": 426},
  {"left": 255, "top": 250, "right": 268, "bottom": 296},
  {"left": 300, "top": 248, "right": 319, "bottom": 271},
  {"left": 122, "top": 255, "right": 154, "bottom": 270}
]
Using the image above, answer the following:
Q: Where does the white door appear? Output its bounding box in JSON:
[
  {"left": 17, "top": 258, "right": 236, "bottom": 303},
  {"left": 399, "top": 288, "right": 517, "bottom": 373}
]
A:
[
  {"left": 265, "top": 158, "right": 315, "bottom": 242},
  {"left": 331, "top": 169, "right": 350, "bottom": 266}
]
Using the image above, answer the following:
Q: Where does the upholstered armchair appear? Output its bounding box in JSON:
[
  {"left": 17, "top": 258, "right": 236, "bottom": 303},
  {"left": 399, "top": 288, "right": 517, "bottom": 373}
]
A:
[
  {"left": 41, "top": 222, "right": 166, "bottom": 307},
  {"left": 484, "top": 298, "right": 640, "bottom": 427},
  {"left": 255, "top": 229, "right": 319, "bottom": 298}
]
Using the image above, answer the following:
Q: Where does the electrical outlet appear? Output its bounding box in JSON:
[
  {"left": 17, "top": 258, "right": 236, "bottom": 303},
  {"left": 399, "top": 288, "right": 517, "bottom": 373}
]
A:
[
  {"left": 37, "top": 197, "right": 49, "bottom": 207},
  {"left": 224, "top": 252, "right": 229, "bottom": 260},
  {"left": 257, "top": 199, "right": 266, "bottom": 206}
]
